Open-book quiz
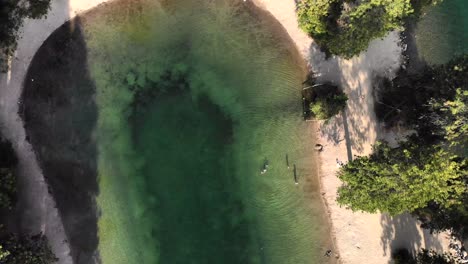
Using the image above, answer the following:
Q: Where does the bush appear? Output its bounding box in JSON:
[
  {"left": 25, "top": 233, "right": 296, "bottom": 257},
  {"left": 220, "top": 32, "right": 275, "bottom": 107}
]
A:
[
  {"left": 0, "top": 234, "right": 57, "bottom": 264},
  {"left": 393, "top": 248, "right": 457, "bottom": 264},
  {"left": 0, "top": 168, "right": 16, "bottom": 210},
  {"left": 0, "top": 137, "right": 17, "bottom": 210},
  {"left": 309, "top": 88, "right": 348, "bottom": 120}
]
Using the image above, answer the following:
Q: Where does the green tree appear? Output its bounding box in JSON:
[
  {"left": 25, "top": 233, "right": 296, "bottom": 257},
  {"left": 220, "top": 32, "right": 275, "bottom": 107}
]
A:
[
  {"left": 0, "top": 0, "right": 51, "bottom": 71},
  {"left": 0, "top": 168, "right": 16, "bottom": 210},
  {"left": 372, "top": 55, "right": 468, "bottom": 237},
  {"left": 0, "top": 137, "right": 17, "bottom": 210},
  {"left": 308, "top": 85, "right": 348, "bottom": 120},
  {"left": 0, "top": 234, "right": 57, "bottom": 264},
  {"left": 337, "top": 139, "right": 467, "bottom": 215},
  {"left": 416, "top": 197, "right": 468, "bottom": 238},
  {"left": 428, "top": 88, "right": 468, "bottom": 156},
  {"left": 297, "top": 0, "right": 338, "bottom": 36},
  {"left": 297, "top": 0, "right": 436, "bottom": 58},
  {"left": 376, "top": 54, "right": 467, "bottom": 132}
]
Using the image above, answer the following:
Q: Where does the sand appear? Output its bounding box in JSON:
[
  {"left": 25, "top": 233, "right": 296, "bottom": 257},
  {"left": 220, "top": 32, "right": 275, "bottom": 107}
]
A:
[
  {"left": 0, "top": 1, "right": 111, "bottom": 263},
  {"left": 251, "top": 0, "right": 452, "bottom": 263}
]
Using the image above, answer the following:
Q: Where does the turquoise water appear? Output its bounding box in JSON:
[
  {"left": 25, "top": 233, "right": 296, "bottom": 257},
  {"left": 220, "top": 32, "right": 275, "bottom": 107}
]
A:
[
  {"left": 415, "top": 0, "right": 468, "bottom": 64},
  {"left": 80, "top": 0, "right": 334, "bottom": 263}
]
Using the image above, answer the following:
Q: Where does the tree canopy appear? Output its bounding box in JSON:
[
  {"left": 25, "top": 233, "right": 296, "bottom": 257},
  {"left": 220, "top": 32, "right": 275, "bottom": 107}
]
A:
[
  {"left": 337, "top": 139, "right": 467, "bottom": 215},
  {"left": 0, "top": 137, "right": 17, "bottom": 210},
  {"left": 342, "top": 55, "right": 468, "bottom": 237},
  {"left": 0, "top": 234, "right": 57, "bottom": 264},
  {"left": 297, "top": 0, "right": 439, "bottom": 58},
  {"left": 427, "top": 88, "right": 468, "bottom": 157},
  {"left": 375, "top": 55, "right": 467, "bottom": 157},
  {"left": 0, "top": 0, "right": 51, "bottom": 71},
  {"left": 376, "top": 53, "right": 467, "bottom": 131}
]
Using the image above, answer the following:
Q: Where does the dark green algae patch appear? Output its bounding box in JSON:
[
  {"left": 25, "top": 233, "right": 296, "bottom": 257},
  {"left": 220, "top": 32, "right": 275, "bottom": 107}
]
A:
[
  {"left": 130, "top": 69, "right": 250, "bottom": 262},
  {"left": 21, "top": 0, "right": 335, "bottom": 263}
]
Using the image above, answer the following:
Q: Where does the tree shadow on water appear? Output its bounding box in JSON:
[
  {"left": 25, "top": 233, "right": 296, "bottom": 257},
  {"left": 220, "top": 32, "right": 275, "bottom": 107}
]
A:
[{"left": 20, "top": 17, "right": 100, "bottom": 264}]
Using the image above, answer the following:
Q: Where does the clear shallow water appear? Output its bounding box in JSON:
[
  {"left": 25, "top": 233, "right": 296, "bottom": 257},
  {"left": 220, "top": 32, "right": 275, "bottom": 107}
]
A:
[
  {"left": 79, "top": 0, "right": 333, "bottom": 263},
  {"left": 415, "top": 0, "right": 468, "bottom": 64}
]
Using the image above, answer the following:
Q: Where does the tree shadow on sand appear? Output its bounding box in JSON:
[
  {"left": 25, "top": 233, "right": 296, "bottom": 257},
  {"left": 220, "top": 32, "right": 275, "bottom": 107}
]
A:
[
  {"left": 310, "top": 42, "right": 374, "bottom": 160},
  {"left": 380, "top": 213, "right": 443, "bottom": 262}
]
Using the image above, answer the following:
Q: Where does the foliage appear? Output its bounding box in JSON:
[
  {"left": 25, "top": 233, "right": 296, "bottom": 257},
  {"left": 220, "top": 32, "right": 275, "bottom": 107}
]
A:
[
  {"left": 308, "top": 84, "right": 348, "bottom": 120},
  {"left": 0, "top": 139, "right": 54, "bottom": 263},
  {"left": 0, "top": 137, "right": 17, "bottom": 210},
  {"left": 0, "top": 0, "right": 51, "bottom": 71},
  {"left": 427, "top": 88, "right": 468, "bottom": 156},
  {"left": 0, "top": 168, "right": 16, "bottom": 210},
  {"left": 0, "top": 245, "right": 10, "bottom": 260},
  {"left": 25, "top": 0, "right": 51, "bottom": 19},
  {"left": 375, "top": 55, "right": 468, "bottom": 157},
  {"left": 0, "top": 234, "right": 57, "bottom": 264},
  {"left": 393, "top": 248, "right": 457, "bottom": 264},
  {"left": 297, "top": 0, "right": 440, "bottom": 58},
  {"left": 416, "top": 197, "right": 468, "bottom": 238},
  {"left": 337, "top": 139, "right": 467, "bottom": 215},
  {"left": 296, "top": 0, "right": 339, "bottom": 36},
  {"left": 416, "top": 249, "right": 458, "bottom": 264},
  {"left": 372, "top": 55, "right": 468, "bottom": 236},
  {"left": 376, "top": 55, "right": 467, "bottom": 134}
]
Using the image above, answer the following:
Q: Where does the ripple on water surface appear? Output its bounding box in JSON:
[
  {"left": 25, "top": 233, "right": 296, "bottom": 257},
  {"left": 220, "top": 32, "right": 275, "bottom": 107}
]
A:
[
  {"left": 24, "top": 0, "right": 336, "bottom": 263},
  {"left": 415, "top": 0, "right": 468, "bottom": 64}
]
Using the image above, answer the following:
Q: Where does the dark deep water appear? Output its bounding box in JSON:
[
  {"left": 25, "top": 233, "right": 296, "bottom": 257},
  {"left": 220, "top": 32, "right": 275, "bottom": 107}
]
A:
[{"left": 21, "top": 0, "right": 335, "bottom": 263}]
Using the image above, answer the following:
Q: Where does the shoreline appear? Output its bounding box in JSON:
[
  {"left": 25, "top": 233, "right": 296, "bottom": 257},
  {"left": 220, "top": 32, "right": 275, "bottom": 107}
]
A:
[
  {"left": 246, "top": 1, "right": 341, "bottom": 260},
  {"left": 246, "top": 2, "right": 340, "bottom": 260},
  {"left": 251, "top": 0, "right": 452, "bottom": 263}
]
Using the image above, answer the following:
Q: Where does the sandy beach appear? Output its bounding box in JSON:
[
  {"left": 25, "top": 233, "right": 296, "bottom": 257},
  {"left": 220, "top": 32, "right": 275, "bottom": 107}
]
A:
[{"left": 251, "top": 0, "right": 452, "bottom": 263}]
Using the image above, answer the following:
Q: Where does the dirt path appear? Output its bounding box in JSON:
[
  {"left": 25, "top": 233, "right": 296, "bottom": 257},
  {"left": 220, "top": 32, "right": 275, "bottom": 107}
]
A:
[
  {"left": 251, "top": 0, "right": 451, "bottom": 263},
  {"left": 0, "top": 1, "right": 110, "bottom": 263}
]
